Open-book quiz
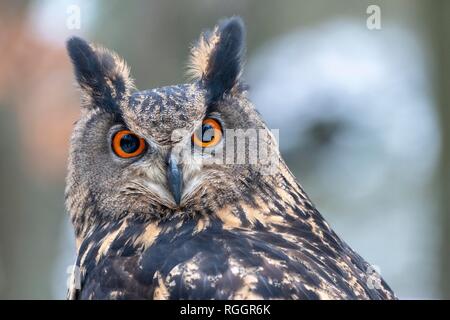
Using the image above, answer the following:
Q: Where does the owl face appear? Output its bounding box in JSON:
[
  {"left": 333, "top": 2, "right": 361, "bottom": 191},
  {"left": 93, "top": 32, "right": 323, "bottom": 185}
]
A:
[{"left": 66, "top": 18, "right": 279, "bottom": 238}]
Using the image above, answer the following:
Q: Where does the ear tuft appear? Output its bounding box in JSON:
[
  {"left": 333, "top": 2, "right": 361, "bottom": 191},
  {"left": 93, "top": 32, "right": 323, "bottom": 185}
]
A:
[
  {"left": 187, "top": 17, "right": 246, "bottom": 103},
  {"left": 66, "top": 37, "right": 135, "bottom": 112}
]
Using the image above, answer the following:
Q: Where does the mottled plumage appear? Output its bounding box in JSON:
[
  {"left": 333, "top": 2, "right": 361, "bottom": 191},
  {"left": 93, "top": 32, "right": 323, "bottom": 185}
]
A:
[{"left": 65, "top": 17, "right": 396, "bottom": 300}]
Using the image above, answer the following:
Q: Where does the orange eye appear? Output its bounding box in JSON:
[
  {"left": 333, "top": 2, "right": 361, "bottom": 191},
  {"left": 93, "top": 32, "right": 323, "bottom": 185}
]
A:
[
  {"left": 192, "top": 118, "right": 223, "bottom": 148},
  {"left": 112, "top": 130, "right": 146, "bottom": 158}
]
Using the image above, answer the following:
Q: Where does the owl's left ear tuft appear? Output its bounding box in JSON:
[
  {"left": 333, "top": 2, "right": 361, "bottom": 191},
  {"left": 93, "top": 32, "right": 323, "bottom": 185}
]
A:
[
  {"left": 66, "top": 37, "right": 135, "bottom": 112},
  {"left": 188, "top": 17, "right": 246, "bottom": 103}
]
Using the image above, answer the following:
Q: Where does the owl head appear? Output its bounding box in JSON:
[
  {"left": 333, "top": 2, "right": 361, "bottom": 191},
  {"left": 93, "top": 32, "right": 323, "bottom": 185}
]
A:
[{"left": 66, "top": 17, "right": 281, "bottom": 240}]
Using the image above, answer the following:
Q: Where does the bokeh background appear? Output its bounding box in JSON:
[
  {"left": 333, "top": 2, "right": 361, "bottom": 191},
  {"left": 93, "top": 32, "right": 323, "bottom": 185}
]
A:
[{"left": 0, "top": 0, "right": 448, "bottom": 299}]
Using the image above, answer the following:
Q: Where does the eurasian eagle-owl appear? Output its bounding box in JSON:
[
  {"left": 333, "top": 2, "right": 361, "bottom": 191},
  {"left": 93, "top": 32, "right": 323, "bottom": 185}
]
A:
[{"left": 65, "top": 17, "right": 396, "bottom": 300}]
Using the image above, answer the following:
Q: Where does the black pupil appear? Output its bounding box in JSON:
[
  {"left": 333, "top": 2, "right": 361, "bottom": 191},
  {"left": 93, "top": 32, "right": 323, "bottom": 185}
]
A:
[
  {"left": 201, "top": 124, "right": 215, "bottom": 142},
  {"left": 120, "top": 134, "right": 140, "bottom": 153}
]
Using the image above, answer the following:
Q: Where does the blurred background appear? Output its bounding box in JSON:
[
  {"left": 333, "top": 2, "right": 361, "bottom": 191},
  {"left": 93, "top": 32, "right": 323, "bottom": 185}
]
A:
[{"left": 0, "top": 0, "right": 448, "bottom": 299}]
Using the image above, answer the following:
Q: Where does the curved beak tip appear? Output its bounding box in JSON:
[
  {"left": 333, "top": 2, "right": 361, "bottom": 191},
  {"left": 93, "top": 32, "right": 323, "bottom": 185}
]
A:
[{"left": 167, "top": 155, "right": 183, "bottom": 206}]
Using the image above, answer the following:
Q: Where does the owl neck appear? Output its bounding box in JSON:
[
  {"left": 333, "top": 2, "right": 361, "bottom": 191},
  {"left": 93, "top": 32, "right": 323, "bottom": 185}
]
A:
[{"left": 199, "top": 161, "right": 316, "bottom": 232}]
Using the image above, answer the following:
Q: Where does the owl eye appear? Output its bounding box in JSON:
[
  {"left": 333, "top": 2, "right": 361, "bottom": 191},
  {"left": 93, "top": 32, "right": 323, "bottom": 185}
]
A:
[
  {"left": 192, "top": 118, "right": 223, "bottom": 148},
  {"left": 112, "top": 130, "right": 146, "bottom": 158}
]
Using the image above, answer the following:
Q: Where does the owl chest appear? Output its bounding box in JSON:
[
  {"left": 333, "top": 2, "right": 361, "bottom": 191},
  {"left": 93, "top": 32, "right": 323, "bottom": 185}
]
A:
[{"left": 75, "top": 219, "right": 382, "bottom": 300}]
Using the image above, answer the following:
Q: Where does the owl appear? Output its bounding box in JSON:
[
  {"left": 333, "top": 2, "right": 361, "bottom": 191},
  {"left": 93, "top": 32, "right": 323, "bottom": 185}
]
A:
[{"left": 65, "top": 17, "right": 396, "bottom": 300}]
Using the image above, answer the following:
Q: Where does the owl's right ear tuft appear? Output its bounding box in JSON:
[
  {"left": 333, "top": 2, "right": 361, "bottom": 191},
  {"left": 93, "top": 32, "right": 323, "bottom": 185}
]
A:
[
  {"left": 66, "top": 37, "right": 135, "bottom": 112},
  {"left": 188, "top": 17, "right": 246, "bottom": 104}
]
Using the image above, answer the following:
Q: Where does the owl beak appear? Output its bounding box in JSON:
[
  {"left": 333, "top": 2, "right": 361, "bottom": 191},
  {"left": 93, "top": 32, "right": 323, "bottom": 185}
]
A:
[{"left": 166, "top": 154, "right": 183, "bottom": 206}]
